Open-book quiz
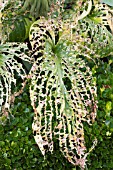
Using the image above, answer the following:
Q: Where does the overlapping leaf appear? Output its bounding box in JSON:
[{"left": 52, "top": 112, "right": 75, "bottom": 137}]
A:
[{"left": 0, "top": 43, "right": 30, "bottom": 113}]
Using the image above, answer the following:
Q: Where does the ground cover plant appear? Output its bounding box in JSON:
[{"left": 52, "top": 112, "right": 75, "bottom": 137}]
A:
[{"left": 0, "top": 0, "right": 113, "bottom": 169}]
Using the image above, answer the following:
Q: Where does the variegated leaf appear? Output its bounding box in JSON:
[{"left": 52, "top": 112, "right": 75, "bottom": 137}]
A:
[{"left": 29, "top": 17, "right": 97, "bottom": 169}]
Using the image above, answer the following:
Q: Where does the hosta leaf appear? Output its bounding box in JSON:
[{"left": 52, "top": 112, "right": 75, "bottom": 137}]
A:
[{"left": 29, "top": 17, "right": 97, "bottom": 169}]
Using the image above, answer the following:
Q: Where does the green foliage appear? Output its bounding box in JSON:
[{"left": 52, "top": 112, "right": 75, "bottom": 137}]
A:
[
  {"left": 28, "top": 1, "right": 113, "bottom": 168},
  {"left": 7, "top": 15, "right": 34, "bottom": 42},
  {"left": 1, "top": 61, "right": 113, "bottom": 169},
  {"left": 1, "top": 0, "right": 113, "bottom": 170},
  {"left": 1, "top": 1, "right": 35, "bottom": 42},
  {"left": 84, "top": 57, "right": 113, "bottom": 169},
  {"left": 0, "top": 86, "right": 76, "bottom": 170}
]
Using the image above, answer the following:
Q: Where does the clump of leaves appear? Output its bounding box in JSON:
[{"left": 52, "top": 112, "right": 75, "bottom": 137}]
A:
[
  {"left": 28, "top": 0, "right": 113, "bottom": 169},
  {"left": 1, "top": 0, "right": 113, "bottom": 169}
]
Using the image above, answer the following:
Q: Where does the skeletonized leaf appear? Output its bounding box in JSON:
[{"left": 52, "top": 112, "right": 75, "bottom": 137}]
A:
[
  {"left": 29, "top": 17, "right": 97, "bottom": 169},
  {"left": 0, "top": 43, "right": 31, "bottom": 113}
]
